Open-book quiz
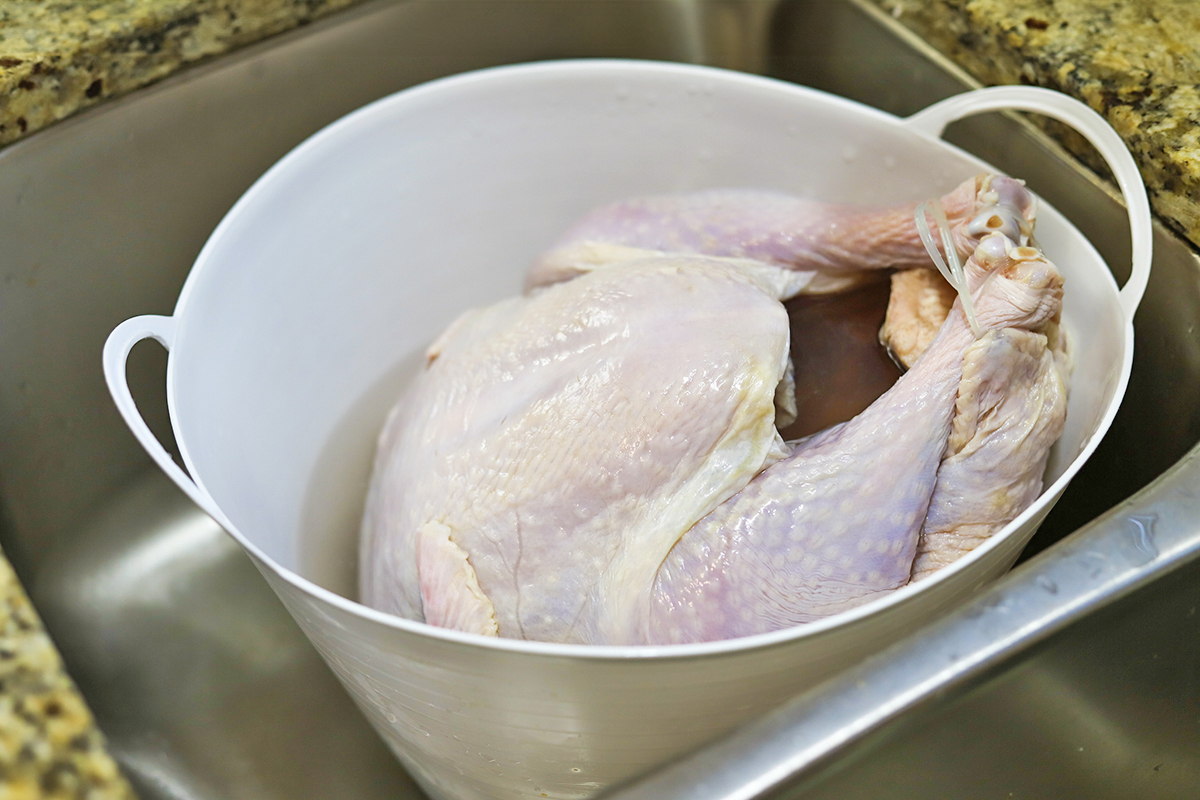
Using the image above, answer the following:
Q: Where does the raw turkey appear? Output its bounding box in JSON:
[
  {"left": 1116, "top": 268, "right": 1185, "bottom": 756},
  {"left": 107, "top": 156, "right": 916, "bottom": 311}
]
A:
[{"left": 359, "top": 174, "right": 1069, "bottom": 645}]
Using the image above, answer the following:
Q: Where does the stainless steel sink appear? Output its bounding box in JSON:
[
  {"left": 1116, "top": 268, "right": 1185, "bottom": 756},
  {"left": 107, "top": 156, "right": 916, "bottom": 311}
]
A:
[{"left": 2, "top": 1, "right": 1198, "bottom": 798}]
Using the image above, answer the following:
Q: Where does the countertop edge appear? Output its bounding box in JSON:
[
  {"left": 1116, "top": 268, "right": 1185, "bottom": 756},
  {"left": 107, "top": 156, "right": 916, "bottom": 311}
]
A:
[
  {"left": 0, "top": 545, "right": 136, "bottom": 799},
  {"left": 0, "top": 0, "right": 370, "bottom": 148}
]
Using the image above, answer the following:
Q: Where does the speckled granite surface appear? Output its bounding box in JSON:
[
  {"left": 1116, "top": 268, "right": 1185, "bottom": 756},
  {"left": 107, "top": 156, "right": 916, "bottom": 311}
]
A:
[
  {"left": 0, "top": 0, "right": 368, "bottom": 147},
  {"left": 875, "top": 0, "right": 1200, "bottom": 247},
  {"left": 0, "top": 549, "right": 135, "bottom": 800}
]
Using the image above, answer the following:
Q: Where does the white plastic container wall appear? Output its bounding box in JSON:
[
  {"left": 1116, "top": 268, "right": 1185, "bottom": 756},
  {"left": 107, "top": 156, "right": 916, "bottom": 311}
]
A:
[{"left": 104, "top": 62, "right": 1151, "bottom": 800}]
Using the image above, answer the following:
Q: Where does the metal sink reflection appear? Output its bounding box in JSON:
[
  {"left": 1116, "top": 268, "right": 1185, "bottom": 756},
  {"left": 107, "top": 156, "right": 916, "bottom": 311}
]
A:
[{"left": 2, "top": 1, "right": 1198, "bottom": 798}]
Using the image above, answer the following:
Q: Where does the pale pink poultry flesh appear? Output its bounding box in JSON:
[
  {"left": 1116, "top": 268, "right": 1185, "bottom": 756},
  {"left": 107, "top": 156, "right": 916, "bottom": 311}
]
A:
[{"left": 358, "top": 174, "right": 1069, "bottom": 645}]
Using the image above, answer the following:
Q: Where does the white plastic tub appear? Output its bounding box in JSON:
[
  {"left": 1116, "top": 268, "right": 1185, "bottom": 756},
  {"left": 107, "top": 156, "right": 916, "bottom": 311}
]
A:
[{"left": 104, "top": 61, "right": 1150, "bottom": 800}]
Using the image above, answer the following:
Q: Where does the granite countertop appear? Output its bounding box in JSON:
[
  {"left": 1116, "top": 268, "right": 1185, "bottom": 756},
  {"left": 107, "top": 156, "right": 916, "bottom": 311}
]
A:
[
  {"left": 2, "top": 0, "right": 1198, "bottom": 795},
  {"left": 0, "top": 0, "right": 366, "bottom": 147},
  {"left": 0, "top": 549, "right": 134, "bottom": 799}
]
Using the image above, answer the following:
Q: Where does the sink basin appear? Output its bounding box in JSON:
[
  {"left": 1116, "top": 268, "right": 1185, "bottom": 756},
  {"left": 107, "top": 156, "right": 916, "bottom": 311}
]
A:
[{"left": 2, "top": 1, "right": 1197, "bottom": 798}]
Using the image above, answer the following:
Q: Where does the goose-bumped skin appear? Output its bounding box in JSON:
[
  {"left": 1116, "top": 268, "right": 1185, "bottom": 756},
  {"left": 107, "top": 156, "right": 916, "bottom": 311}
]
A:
[
  {"left": 648, "top": 233, "right": 1066, "bottom": 643},
  {"left": 361, "top": 258, "right": 794, "bottom": 644},
  {"left": 528, "top": 174, "right": 1032, "bottom": 291},
  {"left": 360, "top": 175, "right": 1066, "bottom": 645}
]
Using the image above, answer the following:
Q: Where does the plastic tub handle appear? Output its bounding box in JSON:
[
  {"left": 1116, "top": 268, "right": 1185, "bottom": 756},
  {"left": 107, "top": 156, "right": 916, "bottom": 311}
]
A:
[
  {"left": 102, "top": 315, "right": 233, "bottom": 529},
  {"left": 904, "top": 86, "right": 1152, "bottom": 320}
]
